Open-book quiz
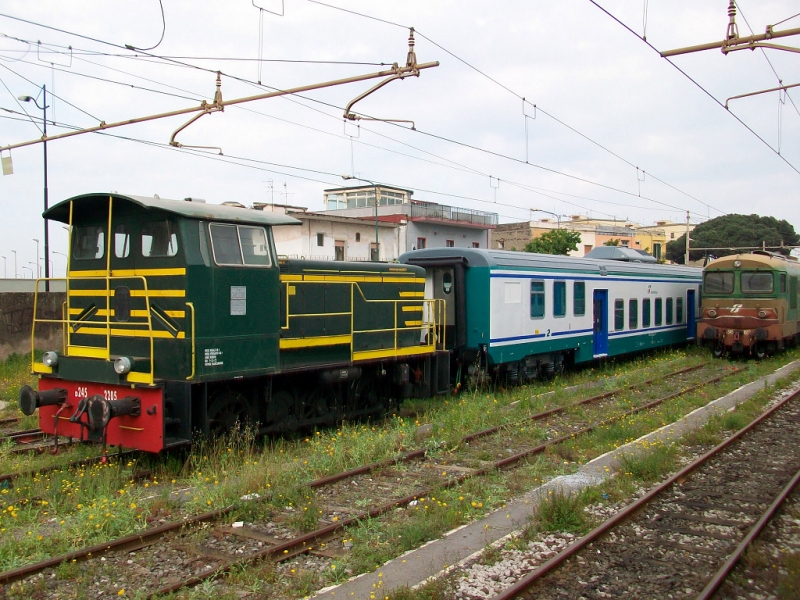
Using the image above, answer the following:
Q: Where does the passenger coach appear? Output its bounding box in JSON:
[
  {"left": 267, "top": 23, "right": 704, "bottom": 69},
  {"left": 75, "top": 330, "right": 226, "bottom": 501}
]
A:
[{"left": 401, "top": 247, "right": 701, "bottom": 385}]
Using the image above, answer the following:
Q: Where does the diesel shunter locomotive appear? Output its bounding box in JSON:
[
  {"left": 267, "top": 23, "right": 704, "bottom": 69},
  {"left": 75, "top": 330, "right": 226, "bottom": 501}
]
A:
[
  {"left": 697, "top": 251, "right": 800, "bottom": 357},
  {"left": 20, "top": 193, "right": 449, "bottom": 454}
]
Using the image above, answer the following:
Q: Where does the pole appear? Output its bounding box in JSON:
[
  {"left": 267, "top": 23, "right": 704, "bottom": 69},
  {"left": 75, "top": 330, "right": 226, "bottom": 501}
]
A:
[
  {"left": 43, "top": 84, "right": 50, "bottom": 291},
  {"left": 685, "top": 211, "right": 690, "bottom": 265},
  {"left": 374, "top": 184, "right": 380, "bottom": 261},
  {"left": 12, "top": 250, "right": 17, "bottom": 278}
]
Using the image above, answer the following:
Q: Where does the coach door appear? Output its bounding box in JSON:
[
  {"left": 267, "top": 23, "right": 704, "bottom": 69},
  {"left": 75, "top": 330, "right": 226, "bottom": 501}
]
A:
[
  {"left": 431, "top": 268, "right": 457, "bottom": 349},
  {"left": 593, "top": 289, "right": 609, "bottom": 357},
  {"left": 686, "top": 289, "right": 696, "bottom": 340}
]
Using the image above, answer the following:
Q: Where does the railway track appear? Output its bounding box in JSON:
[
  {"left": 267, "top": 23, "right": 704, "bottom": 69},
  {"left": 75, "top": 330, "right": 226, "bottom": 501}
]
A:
[
  {"left": 491, "top": 384, "right": 800, "bottom": 600},
  {"left": 0, "top": 361, "right": 736, "bottom": 598}
]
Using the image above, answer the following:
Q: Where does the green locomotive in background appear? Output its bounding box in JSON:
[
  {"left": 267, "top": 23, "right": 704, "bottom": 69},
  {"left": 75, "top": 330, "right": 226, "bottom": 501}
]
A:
[
  {"left": 698, "top": 251, "right": 800, "bottom": 358},
  {"left": 20, "top": 193, "right": 448, "bottom": 453}
]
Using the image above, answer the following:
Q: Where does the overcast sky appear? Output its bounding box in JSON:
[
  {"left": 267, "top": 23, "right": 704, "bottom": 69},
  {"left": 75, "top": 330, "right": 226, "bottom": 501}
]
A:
[{"left": 1, "top": 0, "right": 798, "bottom": 277}]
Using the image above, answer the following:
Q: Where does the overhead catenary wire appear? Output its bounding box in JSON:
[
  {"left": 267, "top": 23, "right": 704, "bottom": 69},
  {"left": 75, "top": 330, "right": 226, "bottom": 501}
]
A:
[
  {"left": 302, "top": 0, "right": 715, "bottom": 215},
  {"left": 587, "top": 0, "right": 800, "bottom": 179},
  {"left": 2, "top": 7, "right": 714, "bottom": 221}
]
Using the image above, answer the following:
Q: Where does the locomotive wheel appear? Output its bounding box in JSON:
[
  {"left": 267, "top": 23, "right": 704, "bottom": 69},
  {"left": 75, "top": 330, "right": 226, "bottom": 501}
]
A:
[
  {"left": 298, "top": 386, "right": 336, "bottom": 424},
  {"left": 264, "top": 390, "right": 298, "bottom": 432},
  {"left": 207, "top": 390, "right": 255, "bottom": 436}
]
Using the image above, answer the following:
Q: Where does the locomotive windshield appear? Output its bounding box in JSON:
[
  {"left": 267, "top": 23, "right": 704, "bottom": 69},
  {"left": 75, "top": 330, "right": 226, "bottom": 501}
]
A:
[
  {"left": 741, "top": 271, "right": 774, "bottom": 294},
  {"left": 703, "top": 271, "right": 734, "bottom": 295},
  {"left": 142, "top": 220, "right": 179, "bottom": 257}
]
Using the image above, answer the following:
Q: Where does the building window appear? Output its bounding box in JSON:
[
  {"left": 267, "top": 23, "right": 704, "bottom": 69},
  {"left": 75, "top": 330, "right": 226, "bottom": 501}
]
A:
[
  {"left": 670, "top": 232, "right": 675, "bottom": 239},
  {"left": 584, "top": 245, "right": 593, "bottom": 255},
  {"left": 573, "top": 282, "right": 585, "bottom": 316},
  {"left": 621, "top": 240, "right": 629, "bottom": 247},
  {"left": 497, "top": 240, "right": 505, "bottom": 249},
  {"left": 643, "top": 298, "right": 651, "bottom": 327},
  {"left": 472, "top": 242, "right": 480, "bottom": 248},
  {"left": 316, "top": 233, "right": 324, "bottom": 247},
  {"left": 446, "top": 240, "right": 454, "bottom": 247},
  {"left": 370, "top": 243, "right": 379, "bottom": 261},
  {"left": 355, "top": 232, "right": 361, "bottom": 242},
  {"left": 553, "top": 281, "right": 566, "bottom": 317},
  {"left": 655, "top": 298, "right": 663, "bottom": 326},
  {"left": 417, "top": 237, "right": 426, "bottom": 249},
  {"left": 530, "top": 281, "right": 545, "bottom": 318},
  {"left": 629, "top": 299, "right": 638, "bottom": 329},
  {"left": 653, "top": 244, "right": 662, "bottom": 260},
  {"left": 614, "top": 299, "right": 624, "bottom": 331},
  {"left": 334, "top": 240, "right": 345, "bottom": 261}
]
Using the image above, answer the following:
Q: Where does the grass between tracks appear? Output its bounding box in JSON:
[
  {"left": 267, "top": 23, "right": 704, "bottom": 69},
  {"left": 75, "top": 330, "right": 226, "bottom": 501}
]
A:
[
  {"left": 398, "top": 353, "right": 800, "bottom": 599},
  {"left": 0, "top": 347, "right": 798, "bottom": 599}
]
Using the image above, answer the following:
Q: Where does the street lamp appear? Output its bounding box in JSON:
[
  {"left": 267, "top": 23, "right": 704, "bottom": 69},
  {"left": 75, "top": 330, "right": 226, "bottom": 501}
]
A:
[
  {"left": 11, "top": 250, "right": 17, "bottom": 278},
  {"left": 53, "top": 250, "right": 67, "bottom": 278},
  {"left": 22, "top": 265, "right": 33, "bottom": 279},
  {"left": 19, "top": 86, "right": 50, "bottom": 291},
  {"left": 530, "top": 208, "right": 561, "bottom": 229},
  {"left": 33, "top": 238, "right": 39, "bottom": 279},
  {"left": 342, "top": 175, "right": 380, "bottom": 261}
]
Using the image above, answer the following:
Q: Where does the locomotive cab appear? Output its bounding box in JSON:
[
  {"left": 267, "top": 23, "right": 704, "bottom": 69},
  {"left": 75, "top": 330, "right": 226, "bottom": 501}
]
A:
[{"left": 25, "top": 193, "right": 300, "bottom": 452}]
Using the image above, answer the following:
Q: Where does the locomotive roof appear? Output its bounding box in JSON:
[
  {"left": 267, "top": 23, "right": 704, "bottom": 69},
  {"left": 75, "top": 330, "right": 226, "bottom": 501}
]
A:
[
  {"left": 400, "top": 247, "right": 701, "bottom": 278},
  {"left": 44, "top": 193, "right": 302, "bottom": 227},
  {"left": 705, "top": 252, "right": 800, "bottom": 271}
]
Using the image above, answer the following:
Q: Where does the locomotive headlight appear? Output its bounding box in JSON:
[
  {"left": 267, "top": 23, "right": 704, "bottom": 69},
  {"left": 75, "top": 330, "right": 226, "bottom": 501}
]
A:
[
  {"left": 42, "top": 351, "right": 60, "bottom": 367},
  {"left": 708, "top": 310, "right": 717, "bottom": 318},
  {"left": 758, "top": 310, "right": 767, "bottom": 318},
  {"left": 733, "top": 260, "right": 742, "bottom": 268},
  {"left": 114, "top": 356, "right": 134, "bottom": 375}
]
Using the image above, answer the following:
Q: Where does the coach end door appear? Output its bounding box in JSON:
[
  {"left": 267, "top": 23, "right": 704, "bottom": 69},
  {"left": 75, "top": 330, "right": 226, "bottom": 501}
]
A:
[
  {"left": 593, "top": 289, "right": 609, "bottom": 357},
  {"left": 687, "top": 289, "right": 696, "bottom": 340}
]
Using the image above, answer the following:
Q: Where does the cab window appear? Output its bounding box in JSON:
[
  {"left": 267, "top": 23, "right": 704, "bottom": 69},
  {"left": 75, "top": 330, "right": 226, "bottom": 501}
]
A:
[
  {"left": 73, "top": 225, "right": 105, "bottom": 260},
  {"left": 741, "top": 271, "right": 774, "bottom": 294},
  {"left": 142, "top": 221, "right": 178, "bottom": 257},
  {"left": 210, "top": 223, "right": 273, "bottom": 267},
  {"left": 704, "top": 272, "right": 734, "bottom": 294}
]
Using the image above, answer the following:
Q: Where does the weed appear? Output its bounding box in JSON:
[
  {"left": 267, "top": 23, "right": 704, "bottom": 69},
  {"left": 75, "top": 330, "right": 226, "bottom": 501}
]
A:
[
  {"left": 618, "top": 443, "right": 677, "bottom": 483},
  {"left": 535, "top": 488, "right": 591, "bottom": 534},
  {"left": 778, "top": 550, "right": 800, "bottom": 599}
]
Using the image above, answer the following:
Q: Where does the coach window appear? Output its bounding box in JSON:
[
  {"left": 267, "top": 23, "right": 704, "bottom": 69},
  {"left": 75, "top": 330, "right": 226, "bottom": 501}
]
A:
[
  {"left": 614, "top": 299, "right": 624, "bottom": 331},
  {"left": 741, "top": 271, "right": 774, "bottom": 294},
  {"left": 666, "top": 297, "right": 674, "bottom": 325},
  {"left": 643, "top": 298, "right": 651, "bottom": 328},
  {"left": 677, "top": 298, "right": 684, "bottom": 323},
  {"left": 573, "top": 282, "right": 585, "bottom": 316},
  {"left": 629, "top": 299, "right": 638, "bottom": 329},
  {"left": 142, "top": 221, "right": 178, "bottom": 257},
  {"left": 554, "top": 281, "right": 566, "bottom": 317},
  {"left": 655, "top": 298, "right": 663, "bottom": 326},
  {"left": 530, "top": 281, "right": 545, "bottom": 318},
  {"left": 73, "top": 225, "right": 105, "bottom": 260}
]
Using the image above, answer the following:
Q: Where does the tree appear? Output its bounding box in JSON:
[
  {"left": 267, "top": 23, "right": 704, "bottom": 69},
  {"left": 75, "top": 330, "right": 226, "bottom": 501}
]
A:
[
  {"left": 603, "top": 238, "right": 620, "bottom": 246},
  {"left": 666, "top": 214, "right": 800, "bottom": 264},
  {"left": 524, "top": 229, "right": 582, "bottom": 255}
]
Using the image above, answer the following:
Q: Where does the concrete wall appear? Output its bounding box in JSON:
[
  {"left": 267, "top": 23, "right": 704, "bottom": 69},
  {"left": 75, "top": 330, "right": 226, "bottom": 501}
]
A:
[{"left": 0, "top": 292, "right": 65, "bottom": 359}]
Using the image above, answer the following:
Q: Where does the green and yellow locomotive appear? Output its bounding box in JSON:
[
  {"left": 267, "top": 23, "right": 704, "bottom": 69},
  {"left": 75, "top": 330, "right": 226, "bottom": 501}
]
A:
[
  {"left": 698, "top": 251, "right": 800, "bottom": 358},
  {"left": 20, "top": 193, "right": 448, "bottom": 453}
]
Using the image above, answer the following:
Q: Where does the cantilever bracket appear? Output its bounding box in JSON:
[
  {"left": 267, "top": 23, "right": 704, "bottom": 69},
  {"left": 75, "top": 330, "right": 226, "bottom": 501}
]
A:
[
  {"left": 342, "top": 28, "right": 424, "bottom": 129},
  {"left": 169, "top": 72, "right": 225, "bottom": 149}
]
